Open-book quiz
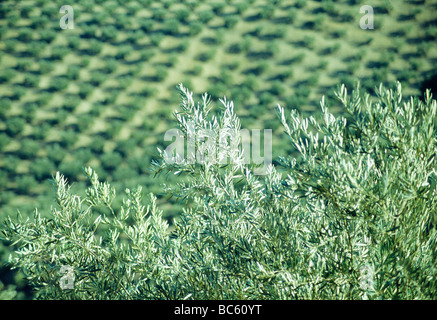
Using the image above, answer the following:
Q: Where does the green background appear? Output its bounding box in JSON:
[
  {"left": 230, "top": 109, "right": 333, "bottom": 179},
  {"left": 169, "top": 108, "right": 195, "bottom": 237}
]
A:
[{"left": 0, "top": 0, "right": 436, "bottom": 299}]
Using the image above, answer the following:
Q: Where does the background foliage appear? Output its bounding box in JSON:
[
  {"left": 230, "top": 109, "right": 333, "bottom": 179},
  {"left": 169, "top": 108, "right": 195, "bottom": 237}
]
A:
[
  {"left": 0, "top": 0, "right": 436, "bottom": 299},
  {"left": 2, "top": 83, "right": 437, "bottom": 299}
]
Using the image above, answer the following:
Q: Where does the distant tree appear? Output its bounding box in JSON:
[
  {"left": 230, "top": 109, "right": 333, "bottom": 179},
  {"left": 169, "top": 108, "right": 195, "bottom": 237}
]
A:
[
  {"left": 139, "top": 19, "right": 154, "bottom": 33},
  {"left": 230, "top": 86, "right": 251, "bottom": 105},
  {"left": 115, "top": 45, "right": 132, "bottom": 60},
  {"left": 0, "top": 133, "right": 11, "bottom": 151},
  {"left": 322, "top": 0, "right": 339, "bottom": 17},
  {"left": 175, "top": 8, "right": 190, "bottom": 23},
  {"left": 250, "top": 61, "right": 268, "bottom": 76},
  {"left": 260, "top": 4, "right": 275, "bottom": 19},
  {"left": 90, "top": 136, "right": 105, "bottom": 154},
  {"left": 30, "top": 15, "right": 48, "bottom": 29},
  {"left": 302, "top": 35, "right": 315, "bottom": 49},
  {"left": 22, "top": 74, "right": 40, "bottom": 88},
  {"left": 76, "top": 114, "right": 94, "bottom": 133},
  {"left": 346, "top": 61, "right": 360, "bottom": 74},
  {"left": 89, "top": 11, "right": 108, "bottom": 25},
  {"left": 198, "top": 10, "right": 214, "bottom": 24},
  {"left": 22, "top": 102, "right": 38, "bottom": 122},
  {"left": 307, "top": 73, "right": 320, "bottom": 86},
  {"left": 116, "top": 105, "right": 136, "bottom": 121},
  {"left": 206, "top": 82, "right": 227, "bottom": 100},
  {"left": 196, "top": 49, "right": 216, "bottom": 62},
  {"left": 152, "top": 7, "right": 166, "bottom": 21},
  {"left": 275, "top": 69, "right": 293, "bottom": 81},
  {"left": 87, "top": 39, "right": 103, "bottom": 56},
  {"left": 100, "top": 151, "right": 123, "bottom": 171},
  {"left": 106, "top": 120, "right": 123, "bottom": 139},
  {"left": 39, "top": 29, "right": 57, "bottom": 43},
  {"left": 0, "top": 68, "right": 16, "bottom": 83},
  {"left": 338, "top": 9, "right": 354, "bottom": 23},
  {"left": 259, "top": 91, "right": 275, "bottom": 106},
  {"left": 0, "top": 98, "right": 11, "bottom": 118},
  {"left": 102, "top": 58, "right": 118, "bottom": 74},
  {"left": 0, "top": 3, "right": 9, "bottom": 19},
  {"left": 20, "top": 5, "right": 33, "bottom": 18},
  {"left": 154, "top": 65, "right": 168, "bottom": 82},
  {"left": 59, "top": 129, "right": 78, "bottom": 149},
  {"left": 420, "top": 72, "right": 437, "bottom": 98},
  {"left": 318, "top": 59, "right": 329, "bottom": 70},
  {"left": 38, "top": 60, "right": 55, "bottom": 74},
  {"left": 66, "top": 65, "right": 81, "bottom": 81},
  {"left": 16, "top": 58, "right": 32, "bottom": 72},
  {"left": 35, "top": 92, "right": 53, "bottom": 108},
  {"left": 175, "top": 39, "right": 189, "bottom": 53},
  {"left": 41, "top": 6, "right": 58, "bottom": 19},
  {"left": 46, "top": 143, "right": 66, "bottom": 165},
  {"left": 49, "top": 46, "right": 70, "bottom": 61},
  {"left": 63, "top": 95, "right": 81, "bottom": 112},
  {"left": 32, "top": 122, "right": 51, "bottom": 140},
  {"left": 189, "top": 20, "right": 203, "bottom": 35},
  {"left": 269, "top": 80, "right": 285, "bottom": 96},
  {"left": 211, "top": 2, "right": 225, "bottom": 15},
  {"left": 17, "top": 139, "right": 39, "bottom": 159},
  {"left": 220, "top": 69, "right": 233, "bottom": 87},
  {"left": 80, "top": 57, "right": 90, "bottom": 68},
  {"left": 88, "top": 103, "right": 105, "bottom": 117},
  {"left": 59, "top": 160, "right": 84, "bottom": 181},
  {"left": 117, "top": 75, "right": 133, "bottom": 89},
  {"left": 126, "top": 30, "right": 144, "bottom": 45},
  {"left": 114, "top": 13, "right": 132, "bottom": 30},
  {"left": 113, "top": 165, "right": 138, "bottom": 181},
  {"left": 17, "top": 27, "right": 33, "bottom": 41},
  {"left": 0, "top": 26, "right": 5, "bottom": 40},
  {"left": 115, "top": 139, "right": 138, "bottom": 158},
  {"left": 90, "top": 71, "right": 106, "bottom": 86},
  {"left": 242, "top": 74, "right": 259, "bottom": 91},
  {"left": 30, "top": 158, "right": 56, "bottom": 181},
  {"left": 162, "top": 18, "right": 179, "bottom": 36},
  {"left": 224, "top": 15, "right": 239, "bottom": 29},
  {"left": 292, "top": 52, "right": 306, "bottom": 64},
  {"left": 295, "top": 85, "right": 311, "bottom": 98},
  {"left": 54, "top": 110, "right": 68, "bottom": 125},
  {"left": 2, "top": 155, "right": 19, "bottom": 173},
  {"left": 4, "top": 39, "right": 18, "bottom": 53},
  {"left": 101, "top": 25, "right": 118, "bottom": 42},
  {"left": 15, "top": 175, "right": 37, "bottom": 194},
  {"left": 10, "top": 86, "right": 26, "bottom": 101},
  {"left": 78, "top": 82, "right": 94, "bottom": 99},
  {"left": 103, "top": 90, "right": 119, "bottom": 105},
  {"left": 150, "top": 33, "right": 164, "bottom": 47},
  {"left": 27, "top": 41, "right": 45, "bottom": 57},
  {"left": 49, "top": 76, "right": 69, "bottom": 92},
  {"left": 67, "top": 35, "right": 81, "bottom": 50},
  {"left": 5, "top": 117, "right": 25, "bottom": 137},
  {"left": 235, "top": 1, "right": 249, "bottom": 14},
  {"left": 7, "top": 12, "right": 19, "bottom": 27},
  {"left": 73, "top": 147, "right": 93, "bottom": 165},
  {"left": 295, "top": 0, "right": 307, "bottom": 8}
]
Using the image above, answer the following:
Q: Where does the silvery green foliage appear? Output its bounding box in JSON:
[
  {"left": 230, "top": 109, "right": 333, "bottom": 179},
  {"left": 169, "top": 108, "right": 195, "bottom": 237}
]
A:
[
  {"left": 275, "top": 82, "right": 437, "bottom": 299},
  {"left": 2, "top": 169, "right": 171, "bottom": 299},
  {"left": 2, "top": 82, "right": 437, "bottom": 299}
]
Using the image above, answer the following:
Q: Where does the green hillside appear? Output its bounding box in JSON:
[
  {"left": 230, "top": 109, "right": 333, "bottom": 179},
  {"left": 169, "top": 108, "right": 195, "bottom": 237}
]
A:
[{"left": 0, "top": 0, "right": 436, "bottom": 299}]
